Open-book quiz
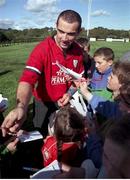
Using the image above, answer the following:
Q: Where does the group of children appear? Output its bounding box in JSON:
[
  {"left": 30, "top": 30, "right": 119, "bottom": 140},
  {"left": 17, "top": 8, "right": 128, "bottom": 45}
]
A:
[
  {"left": 40, "top": 39, "right": 130, "bottom": 178},
  {"left": 39, "top": 39, "right": 130, "bottom": 177},
  {"left": 0, "top": 37, "right": 130, "bottom": 178}
]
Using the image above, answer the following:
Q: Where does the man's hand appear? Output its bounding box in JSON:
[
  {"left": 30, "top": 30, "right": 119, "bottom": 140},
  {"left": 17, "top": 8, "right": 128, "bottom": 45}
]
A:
[
  {"left": 1, "top": 107, "right": 26, "bottom": 137},
  {"left": 57, "top": 93, "right": 70, "bottom": 107}
]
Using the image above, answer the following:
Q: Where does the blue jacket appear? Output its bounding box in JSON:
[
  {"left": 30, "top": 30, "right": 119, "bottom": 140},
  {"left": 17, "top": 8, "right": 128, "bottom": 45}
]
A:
[
  {"left": 90, "top": 67, "right": 112, "bottom": 90},
  {"left": 89, "top": 95, "right": 122, "bottom": 120},
  {"left": 89, "top": 67, "right": 112, "bottom": 101}
]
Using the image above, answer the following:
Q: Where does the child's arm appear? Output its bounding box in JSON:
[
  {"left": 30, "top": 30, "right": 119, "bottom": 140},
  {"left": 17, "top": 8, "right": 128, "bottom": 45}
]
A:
[
  {"left": 0, "top": 136, "right": 19, "bottom": 159},
  {"left": 75, "top": 80, "right": 119, "bottom": 119}
]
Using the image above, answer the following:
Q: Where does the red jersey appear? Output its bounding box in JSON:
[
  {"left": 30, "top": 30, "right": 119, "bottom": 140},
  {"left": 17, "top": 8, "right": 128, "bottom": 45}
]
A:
[
  {"left": 20, "top": 36, "right": 84, "bottom": 102},
  {"left": 41, "top": 136, "right": 81, "bottom": 167}
]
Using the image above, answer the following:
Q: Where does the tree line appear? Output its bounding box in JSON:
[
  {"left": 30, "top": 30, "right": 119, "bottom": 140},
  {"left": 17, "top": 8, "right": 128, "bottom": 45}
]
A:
[{"left": 0, "top": 27, "right": 129, "bottom": 44}]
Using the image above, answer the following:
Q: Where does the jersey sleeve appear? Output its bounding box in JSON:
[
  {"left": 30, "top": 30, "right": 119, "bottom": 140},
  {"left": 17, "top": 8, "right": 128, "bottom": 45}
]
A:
[{"left": 19, "top": 42, "right": 45, "bottom": 86}]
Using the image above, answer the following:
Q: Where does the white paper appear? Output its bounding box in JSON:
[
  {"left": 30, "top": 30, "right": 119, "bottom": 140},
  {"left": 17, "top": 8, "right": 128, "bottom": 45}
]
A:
[
  {"left": 70, "top": 91, "right": 88, "bottom": 117},
  {"left": 18, "top": 130, "right": 43, "bottom": 143},
  {"left": 31, "top": 160, "right": 60, "bottom": 179}
]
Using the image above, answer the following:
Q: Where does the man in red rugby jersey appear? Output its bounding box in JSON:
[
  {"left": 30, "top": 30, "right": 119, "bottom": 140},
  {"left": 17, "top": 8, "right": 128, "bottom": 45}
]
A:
[{"left": 1, "top": 10, "right": 84, "bottom": 137}]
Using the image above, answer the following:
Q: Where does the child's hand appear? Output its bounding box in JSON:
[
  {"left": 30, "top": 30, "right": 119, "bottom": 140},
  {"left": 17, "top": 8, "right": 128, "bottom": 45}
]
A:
[
  {"left": 73, "top": 78, "right": 89, "bottom": 89},
  {"left": 6, "top": 137, "right": 19, "bottom": 153},
  {"left": 80, "top": 81, "right": 88, "bottom": 92},
  {"left": 61, "top": 162, "right": 71, "bottom": 172},
  {"left": 72, "top": 78, "right": 93, "bottom": 102}
]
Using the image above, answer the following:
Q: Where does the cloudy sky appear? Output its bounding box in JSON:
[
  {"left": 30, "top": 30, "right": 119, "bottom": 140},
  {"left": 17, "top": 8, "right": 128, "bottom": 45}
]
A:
[{"left": 0, "top": 0, "right": 130, "bottom": 30}]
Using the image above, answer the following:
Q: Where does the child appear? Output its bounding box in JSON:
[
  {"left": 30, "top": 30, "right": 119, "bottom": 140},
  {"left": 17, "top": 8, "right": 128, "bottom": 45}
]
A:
[
  {"left": 72, "top": 60, "right": 130, "bottom": 171},
  {"left": 77, "top": 60, "right": 130, "bottom": 122},
  {"left": 41, "top": 105, "right": 86, "bottom": 167},
  {"left": 70, "top": 47, "right": 114, "bottom": 123},
  {"left": 76, "top": 37, "right": 95, "bottom": 79},
  {"left": 90, "top": 47, "right": 114, "bottom": 100},
  {"left": 77, "top": 37, "right": 90, "bottom": 54}
]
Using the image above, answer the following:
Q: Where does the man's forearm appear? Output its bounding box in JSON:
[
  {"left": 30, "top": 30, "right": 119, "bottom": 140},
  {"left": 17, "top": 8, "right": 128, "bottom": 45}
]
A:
[{"left": 16, "top": 82, "right": 32, "bottom": 111}]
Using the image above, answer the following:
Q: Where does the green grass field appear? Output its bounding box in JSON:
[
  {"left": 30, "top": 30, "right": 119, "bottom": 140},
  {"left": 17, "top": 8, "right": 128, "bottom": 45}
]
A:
[{"left": 0, "top": 41, "right": 130, "bottom": 115}]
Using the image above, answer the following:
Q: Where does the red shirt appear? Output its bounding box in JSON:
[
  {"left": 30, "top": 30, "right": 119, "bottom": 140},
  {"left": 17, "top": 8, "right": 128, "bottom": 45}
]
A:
[
  {"left": 20, "top": 36, "right": 84, "bottom": 102},
  {"left": 41, "top": 136, "right": 81, "bottom": 167}
]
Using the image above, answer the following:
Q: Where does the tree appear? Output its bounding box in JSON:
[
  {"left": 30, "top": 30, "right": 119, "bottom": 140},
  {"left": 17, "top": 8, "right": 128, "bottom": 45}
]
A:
[{"left": 0, "top": 32, "right": 9, "bottom": 42}]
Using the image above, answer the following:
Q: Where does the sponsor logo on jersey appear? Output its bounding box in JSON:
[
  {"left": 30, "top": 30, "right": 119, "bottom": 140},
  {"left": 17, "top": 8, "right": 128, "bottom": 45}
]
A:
[{"left": 73, "top": 60, "right": 78, "bottom": 68}]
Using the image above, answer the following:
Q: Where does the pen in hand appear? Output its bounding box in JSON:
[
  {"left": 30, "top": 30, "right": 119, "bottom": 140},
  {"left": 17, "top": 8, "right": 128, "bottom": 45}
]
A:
[{"left": 0, "top": 127, "right": 17, "bottom": 136}]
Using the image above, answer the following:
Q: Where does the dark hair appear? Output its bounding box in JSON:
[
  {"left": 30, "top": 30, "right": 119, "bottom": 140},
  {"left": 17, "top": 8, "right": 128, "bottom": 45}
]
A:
[
  {"left": 76, "top": 37, "right": 90, "bottom": 50},
  {"left": 112, "top": 61, "right": 130, "bottom": 85},
  {"left": 120, "top": 82, "right": 130, "bottom": 108},
  {"left": 106, "top": 114, "right": 130, "bottom": 153},
  {"left": 94, "top": 47, "right": 114, "bottom": 61},
  {"left": 56, "top": 9, "right": 82, "bottom": 32},
  {"left": 54, "top": 105, "right": 85, "bottom": 162},
  {"left": 76, "top": 37, "right": 90, "bottom": 46}
]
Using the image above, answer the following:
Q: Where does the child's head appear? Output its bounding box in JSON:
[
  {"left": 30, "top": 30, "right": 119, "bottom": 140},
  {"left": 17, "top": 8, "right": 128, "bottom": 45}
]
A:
[
  {"left": 43, "top": 106, "right": 86, "bottom": 167},
  {"left": 76, "top": 37, "right": 90, "bottom": 53},
  {"left": 107, "top": 61, "right": 130, "bottom": 92},
  {"left": 94, "top": 47, "right": 114, "bottom": 73},
  {"left": 54, "top": 105, "right": 85, "bottom": 164},
  {"left": 54, "top": 105, "right": 85, "bottom": 143}
]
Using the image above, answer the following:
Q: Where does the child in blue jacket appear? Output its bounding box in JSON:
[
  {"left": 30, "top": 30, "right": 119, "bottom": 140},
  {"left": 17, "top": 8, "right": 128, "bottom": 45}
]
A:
[
  {"left": 75, "top": 60, "right": 130, "bottom": 169},
  {"left": 90, "top": 47, "right": 115, "bottom": 100},
  {"left": 78, "top": 60, "right": 130, "bottom": 121}
]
